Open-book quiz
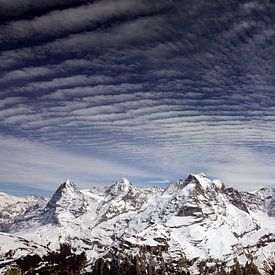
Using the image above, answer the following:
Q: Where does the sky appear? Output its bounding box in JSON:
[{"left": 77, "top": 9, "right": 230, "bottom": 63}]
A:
[{"left": 0, "top": 0, "right": 275, "bottom": 195}]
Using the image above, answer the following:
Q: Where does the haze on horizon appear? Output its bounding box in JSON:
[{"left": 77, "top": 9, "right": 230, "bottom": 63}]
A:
[{"left": 0, "top": 0, "right": 275, "bottom": 195}]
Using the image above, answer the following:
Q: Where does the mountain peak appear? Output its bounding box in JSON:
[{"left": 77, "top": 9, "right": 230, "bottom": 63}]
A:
[
  {"left": 117, "top": 177, "right": 131, "bottom": 186},
  {"left": 107, "top": 177, "right": 134, "bottom": 195},
  {"left": 56, "top": 179, "right": 77, "bottom": 194},
  {"left": 47, "top": 180, "right": 77, "bottom": 206},
  {"left": 62, "top": 179, "right": 76, "bottom": 189},
  {"left": 164, "top": 173, "right": 213, "bottom": 195},
  {"left": 1, "top": 174, "right": 275, "bottom": 274},
  {"left": 187, "top": 173, "right": 212, "bottom": 189},
  {"left": 114, "top": 177, "right": 132, "bottom": 191}
]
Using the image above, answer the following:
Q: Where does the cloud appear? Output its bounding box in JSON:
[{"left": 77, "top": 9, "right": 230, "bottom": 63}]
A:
[
  {"left": 0, "top": 0, "right": 89, "bottom": 17},
  {"left": 0, "top": 0, "right": 275, "bottom": 192},
  {"left": 0, "top": 0, "right": 169, "bottom": 45},
  {"left": 0, "top": 134, "right": 159, "bottom": 190},
  {"left": 0, "top": 96, "right": 26, "bottom": 108},
  {"left": 0, "top": 10, "right": 168, "bottom": 70},
  {"left": 208, "top": 148, "right": 275, "bottom": 191},
  {"left": 0, "top": 59, "right": 94, "bottom": 83}
]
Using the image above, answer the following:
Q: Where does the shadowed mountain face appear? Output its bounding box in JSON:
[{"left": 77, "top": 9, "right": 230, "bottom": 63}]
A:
[{"left": 0, "top": 174, "right": 274, "bottom": 274}]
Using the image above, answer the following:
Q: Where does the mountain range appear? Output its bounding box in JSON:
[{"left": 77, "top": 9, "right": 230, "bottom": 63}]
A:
[{"left": 0, "top": 173, "right": 274, "bottom": 274}]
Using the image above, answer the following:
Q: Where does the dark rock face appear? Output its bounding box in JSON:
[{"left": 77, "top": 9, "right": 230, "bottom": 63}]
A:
[
  {"left": 0, "top": 222, "right": 10, "bottom": 232},
  {"left": 227, "top": 261, "right": 262, "bottom": 275},
  {"left": 1, "top": 254, "right": 269, "bottom": 275},
  {"left": 185, "top": 174, "right": 201, "bottom": 185},
  {"left": 262, "top": 258, "right": 275, "bottom": 275},
  {"left": 2, "top": 263, "right": 21, "bottom": 275},
  {"left": 259, "top": 187, "right": 275, "bottom": 217},
  {"left": 224, "top": 188, "right": 250, "bottom": 213},
  {"left": 41, "top": 180, "right": 87, "bottom": 225},
  {"left": 178, "top": 206, "right": 202, "bottom": 216},
  {"left": 89, "top": 251, "right": 263, "bottom": 275},
  {"left": 241, "top": 186, "right": 275, "bottom": 217},
  {"left": 9, "top": 244, "right": 86, "bottom": 275},
  {"left": 45, "top": 181, "right": 77, "bottom": 211},
  {"left": 89, "top": 242, "right": 191, "bottom": 275}
]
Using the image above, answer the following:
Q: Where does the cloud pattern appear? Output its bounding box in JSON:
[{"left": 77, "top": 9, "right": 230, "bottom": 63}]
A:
[{"left": 0, "top": 0, "right": 275, "bottom": 192}]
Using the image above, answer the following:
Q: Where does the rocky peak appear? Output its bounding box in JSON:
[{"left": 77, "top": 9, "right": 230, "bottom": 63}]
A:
[
  {"left": 42, "top": 180, "right": 87, "bottom": 225},
  {"left": 188, "top": 173, "right": 214, "bottom": 189},
  {"left": 212, "top": 179, "right": 225, "bottom": 190},
  {"left": 249, "top": 185, "right": 275, "bottom": 216},
  {"left": 49, "top": 180, "right": 77, "bottom": 202},
  {"left": 241, "top": 185, "right": 274, "bottom": 211},
  {"left": 1, "top": 175, "right": 275, "bottom": 274},
  {"left": 224, "top": 187, "right": 250, "bottom": 213},
  {"left": 60, "top": 179, "right": 77, "bottom": 193},
  {"left": 107, "top": 178, "right": 135, "bottom": 196},
  {"left": 164, "top": 173, "right": 212, "bottom": 195},
  {"left": 256, "top": 185, "right": 274, "bottom": 199},
  {"left": 44, "top": 180, "right": 80, "bottom": 216},
  {"left": 185, "top": 174, "right": 201, "bottom": 185}
]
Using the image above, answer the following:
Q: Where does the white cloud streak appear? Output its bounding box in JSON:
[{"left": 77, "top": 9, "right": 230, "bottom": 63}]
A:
[
  {"left": 0, "top": 134, "right": 159, "bottom": 190},
  {"left": 0, "top": 0, "right": 167, "bottom": 44}
]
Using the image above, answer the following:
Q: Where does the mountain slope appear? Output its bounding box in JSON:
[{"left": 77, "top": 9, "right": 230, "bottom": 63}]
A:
[
  {"left": 0, "top": 174, "right": 274, "bottom": 274},
  {"left": 0, "top": 192, "right": 48, "bottom": 232}
]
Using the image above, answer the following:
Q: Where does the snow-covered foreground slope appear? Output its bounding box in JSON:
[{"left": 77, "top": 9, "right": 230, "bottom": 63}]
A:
[{"left": 0, "top": 174, "right": 274, "bottom": 274}]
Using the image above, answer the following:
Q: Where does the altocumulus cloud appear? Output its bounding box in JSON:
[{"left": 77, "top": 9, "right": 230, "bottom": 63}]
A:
[{"left": 0, "top": 0, "right": 275, "bottom": 193}]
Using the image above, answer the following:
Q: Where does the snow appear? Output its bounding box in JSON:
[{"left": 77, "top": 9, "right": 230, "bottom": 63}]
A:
[
  {"left": 165, "top": 216, "right": 199, "bottom": 227},
  {"left": 212, "top": 179, "right": 224, "bottom": 189},
  {"left": 249, "top": 210, "right": 275, "bottom": 231},
  {"left": 0, "top": 174, "right": 274, "bottom": 273},
  {"left": 192, "top": 173, "right": 212, "bottom": 188},
  {"left": 0, "top": 232, "right": 48, "bottom": 260}
]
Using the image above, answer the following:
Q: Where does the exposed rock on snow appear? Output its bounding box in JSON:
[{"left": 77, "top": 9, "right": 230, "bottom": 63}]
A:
[{"left": 0, "top": 174, "right": 274, "bottom": 274}]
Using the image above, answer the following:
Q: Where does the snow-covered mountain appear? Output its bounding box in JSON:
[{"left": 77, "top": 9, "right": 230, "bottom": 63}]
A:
[
  {"left": 0, "top": 192, "right": 48, "bottom": 232},
  {"left": 0, "top": 174, "right": 274, "bottom": 274}
]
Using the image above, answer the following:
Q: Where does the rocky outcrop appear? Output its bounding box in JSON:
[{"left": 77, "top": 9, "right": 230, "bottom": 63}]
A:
[
  {"left": 224, "top": 187, "right": 249, "bottom": 213},
  {"left": 14, "top": 244, "right": 86, "bottom": 275}
]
